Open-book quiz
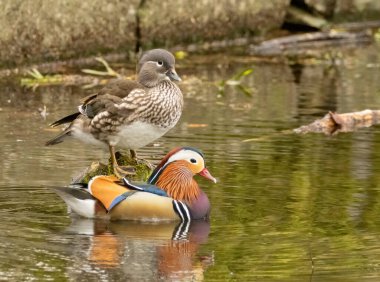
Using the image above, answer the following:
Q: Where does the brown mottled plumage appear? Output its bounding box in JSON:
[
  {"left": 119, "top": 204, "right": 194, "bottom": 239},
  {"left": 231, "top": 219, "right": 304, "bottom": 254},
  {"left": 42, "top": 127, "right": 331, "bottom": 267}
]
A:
[{"left": 46, "top": 49, "right": 183, "bottom": 178}]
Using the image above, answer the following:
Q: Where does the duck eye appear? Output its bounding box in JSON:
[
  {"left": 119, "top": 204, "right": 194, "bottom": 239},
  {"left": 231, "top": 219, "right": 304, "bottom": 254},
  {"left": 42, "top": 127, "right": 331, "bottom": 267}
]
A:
[
  {"left": 156, "top": 61, "right": 163, "bottom": 67},
  {"left": 190, "top": 158, "right": 197, "bottom": 164}
]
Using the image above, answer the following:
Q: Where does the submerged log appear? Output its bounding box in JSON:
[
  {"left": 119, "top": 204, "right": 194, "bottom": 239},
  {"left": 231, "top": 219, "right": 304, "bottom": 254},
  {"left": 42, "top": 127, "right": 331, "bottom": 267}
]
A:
[{"left": 294, "top": 110, "right": 380, "bottom": 135}]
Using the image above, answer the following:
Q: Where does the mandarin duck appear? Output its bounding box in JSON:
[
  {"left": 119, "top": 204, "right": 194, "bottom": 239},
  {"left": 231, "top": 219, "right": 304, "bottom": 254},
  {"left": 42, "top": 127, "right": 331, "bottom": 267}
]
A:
[
  {"left": 46, "top": 49, "right": 183, "bottom": 178},
  {"left": 54, "top": 147, "right": 216, "bottom": 221}
]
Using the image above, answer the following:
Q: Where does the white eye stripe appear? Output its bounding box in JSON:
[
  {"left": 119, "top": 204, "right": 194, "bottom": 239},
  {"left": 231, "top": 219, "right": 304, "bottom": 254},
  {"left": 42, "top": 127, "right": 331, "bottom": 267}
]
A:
[
  {"left": 156, "top": 61, "right": 163, "bottom": 67},
  {"left": 168, "top": 150, "right": 203, "bottom": 167}
]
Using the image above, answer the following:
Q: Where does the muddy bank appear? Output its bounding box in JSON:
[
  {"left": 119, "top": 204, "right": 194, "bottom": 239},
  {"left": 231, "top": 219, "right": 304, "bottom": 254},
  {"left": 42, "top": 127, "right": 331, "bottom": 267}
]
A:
[
  {"left": 0, "top": 0, "right": 138, "bottom": 67},
  {"left": 1, "top": 0, "right": 380, "bottom": 67},
  {"left": 0, "top": 0, "right": 289, "bottom": 67}
]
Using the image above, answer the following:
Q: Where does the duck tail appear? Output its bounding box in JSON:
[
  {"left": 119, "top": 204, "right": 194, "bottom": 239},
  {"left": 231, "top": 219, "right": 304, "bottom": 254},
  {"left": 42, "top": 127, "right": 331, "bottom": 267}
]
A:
[
  {"left": 49, "top": 112, "right": 80, "bottom": 127},
  {"left": 53, "top": 186, "right": 101, "bottom": 218},
  {"left": 45, "top": 127, "right": 72, "bottom": 146}
]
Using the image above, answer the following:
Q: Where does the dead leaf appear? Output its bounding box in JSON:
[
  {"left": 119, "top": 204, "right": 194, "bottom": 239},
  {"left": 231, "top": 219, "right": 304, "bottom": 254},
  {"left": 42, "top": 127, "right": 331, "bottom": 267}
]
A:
[{"left": 187, "top": 124, "right": 208, "bottom": 128}]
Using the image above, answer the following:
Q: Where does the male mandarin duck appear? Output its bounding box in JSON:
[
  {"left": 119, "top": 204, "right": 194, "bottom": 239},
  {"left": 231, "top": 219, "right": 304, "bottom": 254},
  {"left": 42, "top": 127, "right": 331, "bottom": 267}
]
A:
[
  {"left": 46, "top": 49, "right": 183, "bottom": 178},
  {"left": 54, "top": 147, "right": 217, "bottom": 221}
]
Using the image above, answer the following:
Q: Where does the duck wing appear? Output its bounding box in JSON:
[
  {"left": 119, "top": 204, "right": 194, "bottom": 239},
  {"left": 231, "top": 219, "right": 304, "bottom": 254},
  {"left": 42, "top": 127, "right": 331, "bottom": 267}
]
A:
[{"left": 49, "top": 79, "right": 144, "bottom": 127}]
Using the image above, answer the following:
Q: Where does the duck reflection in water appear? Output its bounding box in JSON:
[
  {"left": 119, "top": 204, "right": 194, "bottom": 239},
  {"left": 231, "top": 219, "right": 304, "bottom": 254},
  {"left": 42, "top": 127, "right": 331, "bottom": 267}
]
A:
[{"left": 66, "top": 218, "right": 213, "bottom": 281}]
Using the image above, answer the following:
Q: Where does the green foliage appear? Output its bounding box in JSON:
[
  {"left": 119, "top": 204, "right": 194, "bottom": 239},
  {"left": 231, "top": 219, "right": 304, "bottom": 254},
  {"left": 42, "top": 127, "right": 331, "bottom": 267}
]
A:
[
  {"left": 20, "top": 68, "right": 65, "bottom": 90},
  {"left": 218, "top": 68, "right": 254, "bottom": 97},
  {"left": 81, "top": 57, "right": 120, "bottom": 77},
  {"left": 20, "top": 57, "right": 120, "bottom": 90}
]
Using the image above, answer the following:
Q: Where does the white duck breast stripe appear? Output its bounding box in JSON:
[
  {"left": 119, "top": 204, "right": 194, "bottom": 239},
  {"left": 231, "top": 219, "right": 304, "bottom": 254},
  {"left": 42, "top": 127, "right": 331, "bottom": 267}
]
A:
[
  {"left": 172, "top": 200, "right": 191, "bottom": 222},
  {"left": 173, "top": 201, "right": 184, "bottom": 221}
]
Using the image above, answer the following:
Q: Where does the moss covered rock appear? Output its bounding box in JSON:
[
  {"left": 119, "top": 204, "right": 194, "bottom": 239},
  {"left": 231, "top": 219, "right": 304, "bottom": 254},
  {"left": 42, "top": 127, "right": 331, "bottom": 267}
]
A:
[{"left": 71, "top": 151, "right": 154, "bottom": 184}]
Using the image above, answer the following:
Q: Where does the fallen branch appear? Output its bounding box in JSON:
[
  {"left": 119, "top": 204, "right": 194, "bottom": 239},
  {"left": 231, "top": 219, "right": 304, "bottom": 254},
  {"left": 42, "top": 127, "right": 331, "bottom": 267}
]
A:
[
  {"left": 294, "top": 110, "right": 380, "bottom": 135},
  {"left": 250, "top": 30, "right": 373, "bottom": 56}
]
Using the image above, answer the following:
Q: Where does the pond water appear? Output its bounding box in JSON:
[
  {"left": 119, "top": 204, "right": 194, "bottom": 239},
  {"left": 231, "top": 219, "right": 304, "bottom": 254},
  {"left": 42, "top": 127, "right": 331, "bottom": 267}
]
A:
[{"left": 1, "top": 44, "right": 380, "bottom": 281}]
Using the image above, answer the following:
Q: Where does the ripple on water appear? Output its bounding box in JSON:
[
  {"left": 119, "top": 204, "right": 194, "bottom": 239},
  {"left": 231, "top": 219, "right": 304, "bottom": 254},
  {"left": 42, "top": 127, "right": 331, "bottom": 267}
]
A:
[{"left": 2, "top": 46, "right": 380, "bottom": 280}]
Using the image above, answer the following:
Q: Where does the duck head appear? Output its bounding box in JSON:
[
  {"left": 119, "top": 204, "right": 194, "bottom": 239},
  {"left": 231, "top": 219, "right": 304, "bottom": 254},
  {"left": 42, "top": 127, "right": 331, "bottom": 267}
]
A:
[
  {"left": 137, "top": 49, "right": 181, "bottom": 88},
  {"left": 148, "top": 147, "right": 216, "bottom": 204}
]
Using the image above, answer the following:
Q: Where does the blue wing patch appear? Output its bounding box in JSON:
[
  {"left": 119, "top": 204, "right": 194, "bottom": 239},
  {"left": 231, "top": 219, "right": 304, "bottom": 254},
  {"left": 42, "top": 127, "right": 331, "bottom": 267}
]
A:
[{"left": 108, "top": 191, "right": 136, "bottom": 211}]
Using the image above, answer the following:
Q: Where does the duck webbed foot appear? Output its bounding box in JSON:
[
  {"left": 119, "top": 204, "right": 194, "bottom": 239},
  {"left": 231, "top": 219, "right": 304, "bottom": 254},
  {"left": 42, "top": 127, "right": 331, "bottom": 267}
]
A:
[
  {"left": 129, "top": 149, "right": 154, "bottom": 170},
  {"left": 113, "top": 165, "right": 136, "bottom": 179},
  {"left": 109, "top": 145, "right": 136, "bottom": 178}
]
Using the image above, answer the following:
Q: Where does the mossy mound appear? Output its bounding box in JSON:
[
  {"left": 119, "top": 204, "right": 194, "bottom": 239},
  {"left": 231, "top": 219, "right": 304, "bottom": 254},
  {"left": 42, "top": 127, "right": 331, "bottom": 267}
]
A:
[{"left": 71, "top": 152, "right": 154, "bottom": 184}]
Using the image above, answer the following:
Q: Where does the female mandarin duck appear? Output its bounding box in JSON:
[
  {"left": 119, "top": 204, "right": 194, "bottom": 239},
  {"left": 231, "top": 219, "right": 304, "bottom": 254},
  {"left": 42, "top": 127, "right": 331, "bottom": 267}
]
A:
[
  {"left": 54, "top": 147, "right": 217, "bottom": 221},
  {"left": 46, "top": 49, "right": 183, "bottom": 178}
]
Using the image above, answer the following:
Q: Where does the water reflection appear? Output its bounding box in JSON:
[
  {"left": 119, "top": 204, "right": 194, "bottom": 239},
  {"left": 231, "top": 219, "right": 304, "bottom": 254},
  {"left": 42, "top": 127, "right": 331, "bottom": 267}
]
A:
[
  {"left": 65, "top": 219, "right": 212, "bottom": 281},
  {"left": 1, "top": 44, "right": 380, "bottom": 280}
]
